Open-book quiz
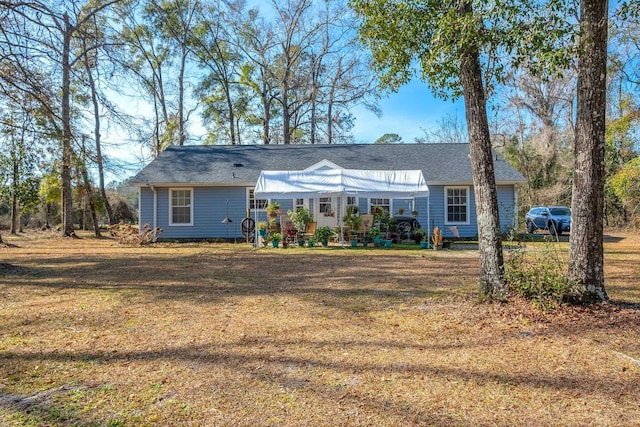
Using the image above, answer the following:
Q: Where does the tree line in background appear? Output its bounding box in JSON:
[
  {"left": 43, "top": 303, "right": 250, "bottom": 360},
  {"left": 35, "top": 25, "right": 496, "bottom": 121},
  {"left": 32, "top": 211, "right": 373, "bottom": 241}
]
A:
[
  {"left": 0, "top": 0, "right": 377, "bottom": 240},
  {"left": 0, "top": 0, "right": 639, "bottom": 303}
]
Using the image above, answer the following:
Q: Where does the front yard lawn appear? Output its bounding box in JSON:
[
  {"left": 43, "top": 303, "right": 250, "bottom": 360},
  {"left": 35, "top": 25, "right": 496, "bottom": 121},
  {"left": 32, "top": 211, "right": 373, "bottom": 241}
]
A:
[{"left": 1, "top": 231, "right": 639, "bottom": 426}]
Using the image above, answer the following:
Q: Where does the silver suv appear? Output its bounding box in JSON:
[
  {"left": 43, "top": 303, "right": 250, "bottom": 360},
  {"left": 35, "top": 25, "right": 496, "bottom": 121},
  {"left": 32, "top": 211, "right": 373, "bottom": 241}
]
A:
[{"left": 525, "top": 206, "right": 572, "bottom": 236}]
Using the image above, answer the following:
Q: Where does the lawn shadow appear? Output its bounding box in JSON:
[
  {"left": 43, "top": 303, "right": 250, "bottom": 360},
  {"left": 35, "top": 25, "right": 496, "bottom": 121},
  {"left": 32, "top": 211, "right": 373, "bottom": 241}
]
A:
[
  {"left": 2, "top": 249, "right": 476, "bottom": 314},
  {"left": 2, "top": 332, "right": 636, "bottom": 425}
]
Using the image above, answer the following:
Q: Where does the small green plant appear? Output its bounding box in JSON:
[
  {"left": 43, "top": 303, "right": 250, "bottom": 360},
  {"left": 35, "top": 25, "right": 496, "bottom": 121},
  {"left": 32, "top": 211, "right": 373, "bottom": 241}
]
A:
[
  {"left": 256, "top": 221, "right": 267, "bottom": 231},
  {"left": 503, "top": 240, "right": 575, "bottom": 310},
  {"left": 412, "top": 227, "right": 427, "bottom": 242},
  {"left": 343, "top": 205, "right": 363, "bottom": 233},
  {"left": 266, "top": 201, "right": 281, "bottom": 216},
  {"left": 314, "top": 226, "right": 334, "bottom": 243},
  {"left": 269, "top": 232, "right": 282, "bottom": 243},
  {"left": 288, "top": 206, "right": 313, "bottom": 231}
]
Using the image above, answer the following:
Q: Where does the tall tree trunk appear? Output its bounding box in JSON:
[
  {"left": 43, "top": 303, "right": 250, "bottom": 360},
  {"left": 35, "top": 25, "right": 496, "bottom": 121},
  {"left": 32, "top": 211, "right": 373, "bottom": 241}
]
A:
[
  {"left": 310, "top": 55, "right": 319, "bottom": 145},
  {"left": 227, "top": 88, "right": 236, "bottom": 145},
  {"left": 83, "top": 45, "right": 114, "bottom": 225},
  {"left": 153, "top": 94, "right": 162, "bottom": 156},
  {"left": 458, "top": 1, "right": 506, "bottom": 299},
  {"left": 262, "top": 82, "right": 271, "bottom": 144},
  {"left": 81, "top": 135, "right": 101, "bottom": 237},
  {"left": 61, "top": 13, "right": 76, "bottom": 237},
  {"left": 310, "top": 94, "right": 317, "bottom": 144},
  {"left": 11, "top": 156, "right": 18, "bottom": 235},
  {"left": 282, "top": 80, "right": 291, "bottom": 144},
  {"left": 236, "top": 117, "right": 241, "bottom": 145},
  {"left": 326, "top": 101, "right": 333, "bottom": 144},
  {"left": 178, "top": 44, "right": 187, "bottom": 145},
  {"left": 568, "top": 0, "right": 609, "bottom": 302},
  {"left": 81, "top": 163, "right": 101, "bottom": 237},
  {"left": 10, "top": 194, "right": 18, "bottom": 235}
]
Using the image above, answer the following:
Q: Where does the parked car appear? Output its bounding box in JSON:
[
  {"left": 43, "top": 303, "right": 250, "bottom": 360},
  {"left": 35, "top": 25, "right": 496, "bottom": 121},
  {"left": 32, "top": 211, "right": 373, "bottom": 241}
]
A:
[{"left": 525, "top": 206, "right": 572, "bottom": 236}]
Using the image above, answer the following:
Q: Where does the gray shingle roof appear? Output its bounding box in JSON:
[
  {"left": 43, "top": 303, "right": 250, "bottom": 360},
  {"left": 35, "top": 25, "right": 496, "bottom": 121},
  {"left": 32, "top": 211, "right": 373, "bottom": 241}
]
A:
[{"left": 129, "top": 143, "right": 526, "bottom": 186}]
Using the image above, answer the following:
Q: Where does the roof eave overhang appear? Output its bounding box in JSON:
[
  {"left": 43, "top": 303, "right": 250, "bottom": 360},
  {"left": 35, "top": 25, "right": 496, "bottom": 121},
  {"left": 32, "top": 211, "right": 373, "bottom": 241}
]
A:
[
  {"left": 133, "top": 181, "right": 255, "bottom": 188},
  {"left": 427, "top": 180, "right": 526, "bottom": 186}
]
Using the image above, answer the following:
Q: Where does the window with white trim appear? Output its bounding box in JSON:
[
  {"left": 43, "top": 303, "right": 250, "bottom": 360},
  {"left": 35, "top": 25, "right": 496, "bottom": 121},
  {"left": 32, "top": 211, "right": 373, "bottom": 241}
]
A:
[
  {"left": 369, "top": 198, "right": 389, "bottom": 215},
  {"left": 319, "top": 197, "right": 333, "bottom": 215},
  {"left": 169, "top": 188, "right": 193, "bottom": 225},
  {"left": 294, "top": 198, "right": 305, "bottom": 210},
  {"left": 248, "top": 189, "right": 268, "bottom": 210},
  {"left": 347, "top": 196, "right": 357, "bottom": 207},
  {"left": 445, "top": 187, "right": 469, "bottom": 224}
]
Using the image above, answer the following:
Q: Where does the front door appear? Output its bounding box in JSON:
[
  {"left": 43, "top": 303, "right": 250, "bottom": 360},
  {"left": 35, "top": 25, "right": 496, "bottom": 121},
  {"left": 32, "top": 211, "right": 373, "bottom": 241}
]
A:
[{"left": 316, "top": 196, "right": 337, "bottom": 228}]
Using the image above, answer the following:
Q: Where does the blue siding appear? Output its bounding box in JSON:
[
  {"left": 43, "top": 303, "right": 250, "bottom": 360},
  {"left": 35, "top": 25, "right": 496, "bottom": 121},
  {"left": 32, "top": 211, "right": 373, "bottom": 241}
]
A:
[
  {"left": 392, "top": 199, "right": 413, "bottom": 216},
  {"left": 154, "top": 187, "right": 248, "bottom": 239},
  {"left": 425, "top": 185, "right": 517, "bottom": 238},
  {"left": 411, "top": 196, "right": 429, "bottom": 230},
  {"left": 139, "top": 188, "right": 154, "bottom": 227},
  {"left": 497, "top": 185, "right": 518, "bottom": 233},
  {"left": 139, "top": 184, "right": 519, "bottom": 240},
  {"left": 426, "top": 186, "right": 476, "bottom": 238}
]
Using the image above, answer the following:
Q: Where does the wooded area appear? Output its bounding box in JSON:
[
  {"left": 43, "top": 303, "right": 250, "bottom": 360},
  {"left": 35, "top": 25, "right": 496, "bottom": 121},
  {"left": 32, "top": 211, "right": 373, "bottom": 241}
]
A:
[{"left": 1, "top": 0, "right": 639, "bottom": 302}]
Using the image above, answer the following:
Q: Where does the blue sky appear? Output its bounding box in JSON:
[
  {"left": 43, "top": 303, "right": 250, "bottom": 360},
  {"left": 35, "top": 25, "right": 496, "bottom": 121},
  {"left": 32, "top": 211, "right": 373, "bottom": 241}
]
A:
[{"left": 351, "top": 79, "right": 465, "bottom": 144}]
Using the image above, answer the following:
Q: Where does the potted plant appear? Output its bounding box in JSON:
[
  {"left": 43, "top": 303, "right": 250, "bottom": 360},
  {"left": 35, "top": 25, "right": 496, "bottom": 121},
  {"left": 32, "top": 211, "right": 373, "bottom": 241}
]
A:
[
  {"left": 371, "top": 205, "right": 385, "bottom": 216},
  {"left": 343, "top": 205, "right": 363, "bottom": 247},
  {"left": 314, "top": 226, "right": 334, "bottom": 247},
  {"left": 431, "top": 226, "right": 443, "bottom": 250},
  {"left": 256, "top": 221, "right": 268, "bottom": 237},
  {"left": 323, "top": 208, "right": 334, "bottom": 217},
  {"left": 369, "top": 226, "right": 382, "bottom": 246},
  {"left": 269, "top": 232, "right": 282, "bottom": 248},
  {"left": 398, "top": 207, "right": 405, "bottom": 215},
  {"left": 307, "top": 238, "right": 315, "bottom": 247},
  {"left": 266, "top": 201, "right": 281, "bottom": 219},
  {"left": 413, "top": 228, "right": 428, "bottom": 248},
  {"left": 350, "top": 229, "right": 359, "bottom": 247},
  {"left": 412, "top": 210, "right": 419, "bottom": 218},
  {"left": 288, "top": 206, "right": 313, "bottom": 233}
]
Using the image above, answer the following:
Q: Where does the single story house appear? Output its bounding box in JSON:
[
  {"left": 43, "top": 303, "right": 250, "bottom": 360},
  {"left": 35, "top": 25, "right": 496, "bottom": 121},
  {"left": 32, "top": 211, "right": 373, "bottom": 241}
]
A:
[{"left": 129, "top": 143, "right": 526, "bottom": 240}]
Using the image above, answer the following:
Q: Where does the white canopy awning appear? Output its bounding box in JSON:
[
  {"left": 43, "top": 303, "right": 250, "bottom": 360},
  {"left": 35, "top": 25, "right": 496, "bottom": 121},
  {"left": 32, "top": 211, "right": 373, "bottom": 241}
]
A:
[{"left": 254, "top": 169, "right": 429, "bottom": 199}]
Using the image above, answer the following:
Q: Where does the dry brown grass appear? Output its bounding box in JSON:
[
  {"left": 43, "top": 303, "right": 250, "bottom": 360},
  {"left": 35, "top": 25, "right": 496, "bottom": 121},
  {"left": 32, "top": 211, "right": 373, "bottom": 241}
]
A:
[{"left": 1, "top": 230, "right": 639, "bottom": 426}]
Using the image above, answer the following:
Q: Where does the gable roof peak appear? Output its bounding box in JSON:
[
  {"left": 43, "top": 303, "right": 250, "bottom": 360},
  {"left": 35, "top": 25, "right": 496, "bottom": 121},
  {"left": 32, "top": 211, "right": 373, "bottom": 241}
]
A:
[{"left": 304, "top": 159, "right": 342, "bottom": 171}]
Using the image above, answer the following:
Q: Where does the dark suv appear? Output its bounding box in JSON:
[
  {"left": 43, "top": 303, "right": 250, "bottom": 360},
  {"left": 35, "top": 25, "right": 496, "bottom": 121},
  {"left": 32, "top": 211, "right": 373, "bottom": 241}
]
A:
[{"left": 525, "top": 206, "right": 572, "bottom": 236}]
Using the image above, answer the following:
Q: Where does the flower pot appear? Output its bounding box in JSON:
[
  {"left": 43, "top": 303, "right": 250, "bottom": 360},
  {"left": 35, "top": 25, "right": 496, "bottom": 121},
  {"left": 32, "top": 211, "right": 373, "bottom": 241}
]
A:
[
  {"left": 308, "top": 240, "right": 315, "bottom": 247},
  {"left": 384, "top": 239, "right": 392, "bottom": 248},
  {"left": 321, "top": 239, "right": 329, "bottom": 247},
  {"left": 258, "top": 229, "right": 266, "bottom": 237},
  {"left": 350, "top": 240, "right": 358, "bottom": 247},
  {"left": 362, "top": 241, "right": 369, "bottom": 247},
  {"left": 420, "top": 241, "right": 428, "bottom": 249},
  {"left": 298, "top": 239, "right": 305, "bottom": 247},
  {"left": 272, "top": 241, "right": 280, "bottom": 248}
]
